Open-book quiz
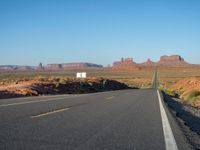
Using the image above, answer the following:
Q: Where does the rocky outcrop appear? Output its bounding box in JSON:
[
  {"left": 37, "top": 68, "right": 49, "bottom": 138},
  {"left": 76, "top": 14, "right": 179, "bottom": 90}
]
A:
[
  {"left": 43, "top": 63, "right": 103, "bottom": 71},
  {"left": 36, "top": 63, "right": 44, "bottom": 71},
  {"left": 17, "top": 66, "right": 33, "bottom": 71},
  {"left": 157, "top": 55, "right": 189, "bottom": 66},
  {"left": 141, "top": 59, "right": 155, "bottom": 66},
  {"left": 112, "top": 57, "right": 140, "bottom": 70},
  {"left": 0, "top": 78, "right": 130, "bottom": 99},
  {"left": 62, "top": 63, "right": 103, "bottom": 70},
  {"left": 45, "top": 64, "right": 62, "bottom": 70},
  {"left": 0, "top": 65, "right": 18, "bottom": 71},
  {"left": 0, "top": 65, "right": 34, "bottom": 71}
]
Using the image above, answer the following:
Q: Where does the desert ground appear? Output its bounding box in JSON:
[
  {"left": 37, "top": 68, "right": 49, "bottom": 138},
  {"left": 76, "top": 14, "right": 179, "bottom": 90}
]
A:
[
  {"left": 1, "top": 66, "right": 200, "bottom": 108},
  {"left": 158, "top": 66, "right": 200, "bottom": 108}
]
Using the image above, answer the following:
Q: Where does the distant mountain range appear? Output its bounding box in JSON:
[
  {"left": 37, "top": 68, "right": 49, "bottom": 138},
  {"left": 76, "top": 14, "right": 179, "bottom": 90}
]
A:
[
  {"left": 0, "top": 63, "right": 103, "bottom": 72},
  {"left": 0, "top": 55, "right": 198, "bottom": 72}
]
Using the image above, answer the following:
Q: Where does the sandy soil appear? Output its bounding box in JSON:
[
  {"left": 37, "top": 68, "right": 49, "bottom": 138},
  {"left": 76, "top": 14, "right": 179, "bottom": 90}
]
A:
[
  {"left": 0, "top": 77, "right": 131, "bottom": 99},
  {"left": 165, "top": 77, "right": 200, "bottom": 108}
]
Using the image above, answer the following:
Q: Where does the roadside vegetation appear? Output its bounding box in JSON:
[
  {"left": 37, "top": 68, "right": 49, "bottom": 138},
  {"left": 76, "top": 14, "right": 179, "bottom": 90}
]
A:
[{"left": 186, "top": 90, "right": 200, "bottom": 105}]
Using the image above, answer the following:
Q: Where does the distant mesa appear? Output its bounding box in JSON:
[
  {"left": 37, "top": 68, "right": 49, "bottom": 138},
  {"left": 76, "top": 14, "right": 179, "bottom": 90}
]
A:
[
  {"left": 45, "top": 64, "right": 62, "bottom": 70},
  {"left": 0, "top": 62, "right": 103, "bottom": 72},
  {"left": 112, "top": 57, "right": 141, "bottom": 70},
  {"left": 0, "top": 65, "right": 17, "bottom": 71},
  {"left": 0, "top": 65, "right": 34, "bottom": 71},
  {"left": 61, "top": 63, "right": 103, "bottom": 70},
  {"left": 157, "top": 55, "right": 189, "bottom": 66},
  {"left": 45, "top": 63, "right": 103, "bottom": 70},
  {"left": 17, "top": 66, "right": 34, "bottom": 71}
]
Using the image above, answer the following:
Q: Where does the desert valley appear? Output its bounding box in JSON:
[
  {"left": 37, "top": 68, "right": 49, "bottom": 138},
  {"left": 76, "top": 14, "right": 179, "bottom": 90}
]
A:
[{"left": 1, "top": 55, "right": 200, "bottom": 109}]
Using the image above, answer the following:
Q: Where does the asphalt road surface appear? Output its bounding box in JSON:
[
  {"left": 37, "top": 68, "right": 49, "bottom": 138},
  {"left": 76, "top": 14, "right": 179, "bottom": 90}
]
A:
[{"left": 0, "top": 73, "right": 192, "bottom": 150}]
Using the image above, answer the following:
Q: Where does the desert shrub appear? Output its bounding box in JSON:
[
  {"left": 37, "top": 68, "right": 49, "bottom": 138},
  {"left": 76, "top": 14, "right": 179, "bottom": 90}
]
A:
[
  {"left": 163, "top": 89, "right": 178, "bottom": 98},
  {"left": 187, "top": 90, "right": 200, "bottom": 99},
  {"left": 36, "top": 75, "right": 46, "bottom": 81},
  {"left": 59, "top": 78, "right": 66, "bottom": 84}
]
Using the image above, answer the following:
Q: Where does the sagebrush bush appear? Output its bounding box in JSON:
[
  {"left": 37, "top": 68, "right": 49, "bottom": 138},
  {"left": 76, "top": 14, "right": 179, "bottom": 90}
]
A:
[{"left": 187, "top": 90, "right": 200, "bottom": 99}]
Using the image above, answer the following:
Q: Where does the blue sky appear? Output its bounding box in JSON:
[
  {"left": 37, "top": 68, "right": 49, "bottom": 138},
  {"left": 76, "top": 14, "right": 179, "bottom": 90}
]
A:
[{"left": 1, "top": 0, "right": 200, "bottom": 66}]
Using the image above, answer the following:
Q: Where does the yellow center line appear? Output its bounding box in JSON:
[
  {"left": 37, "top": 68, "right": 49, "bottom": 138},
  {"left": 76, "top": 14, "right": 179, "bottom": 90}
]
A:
[{"left": 30, "top": 107, "right": 70, "bottom": 119}]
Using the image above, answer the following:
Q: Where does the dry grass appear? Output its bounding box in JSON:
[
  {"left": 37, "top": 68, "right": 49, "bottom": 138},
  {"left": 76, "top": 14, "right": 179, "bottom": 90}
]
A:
[
  {"left": 158, "top": 67, "right": 200, "bottom": 89},
  {"left": 0, "top": 69, "right": 154, "bottom": 88},
  {"left": 158, "top": 67, "right": 200, "bottom": 108}
]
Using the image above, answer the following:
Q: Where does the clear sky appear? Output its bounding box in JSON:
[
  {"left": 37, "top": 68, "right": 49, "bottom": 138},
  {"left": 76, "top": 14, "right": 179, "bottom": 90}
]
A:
[{"left": 1, "top": 0, "right": 200, "bottom": 66}]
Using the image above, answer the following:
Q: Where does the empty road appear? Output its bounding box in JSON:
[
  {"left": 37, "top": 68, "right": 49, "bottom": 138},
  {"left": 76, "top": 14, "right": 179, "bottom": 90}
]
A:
[{"left": 0, "top": 73, "right": 192, "bottom": 150}]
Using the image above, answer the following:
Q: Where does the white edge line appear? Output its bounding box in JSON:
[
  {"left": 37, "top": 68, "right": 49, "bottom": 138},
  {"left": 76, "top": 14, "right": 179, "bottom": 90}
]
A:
[
  {"left": 31, "top": 108, "right": 70, "bottom": 118},
  {"left": 157, "top": 90, "right": 178, "bottom": 150}
]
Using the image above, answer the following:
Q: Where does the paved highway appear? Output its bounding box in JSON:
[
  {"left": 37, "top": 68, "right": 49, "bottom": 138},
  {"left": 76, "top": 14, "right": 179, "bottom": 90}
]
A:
[{"left": 0, "top": 72, "right": 192, "bottom": 150}]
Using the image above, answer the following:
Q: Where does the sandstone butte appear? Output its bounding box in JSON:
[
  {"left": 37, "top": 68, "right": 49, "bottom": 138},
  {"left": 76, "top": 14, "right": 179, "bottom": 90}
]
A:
[{"left": 111, "top": 55, "right": 192, "bottom": 70}]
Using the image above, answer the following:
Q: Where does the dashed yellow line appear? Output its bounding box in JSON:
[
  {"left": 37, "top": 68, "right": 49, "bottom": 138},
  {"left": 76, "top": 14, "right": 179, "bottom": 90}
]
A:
[{"left": 31, "top": 108, "right": 70, "bottom": 118}]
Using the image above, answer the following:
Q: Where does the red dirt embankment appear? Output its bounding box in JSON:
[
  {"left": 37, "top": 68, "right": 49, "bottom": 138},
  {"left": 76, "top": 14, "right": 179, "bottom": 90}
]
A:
[{"left": 168, "top": 77, "right": 200, "bottom": 108}]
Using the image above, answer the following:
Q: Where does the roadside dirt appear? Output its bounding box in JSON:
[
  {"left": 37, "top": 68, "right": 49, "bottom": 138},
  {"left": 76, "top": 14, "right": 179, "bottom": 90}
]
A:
[
  {"left": 0, "top": 77, "right": 131, "bottom": 99},
  {"left": 168, "top": 77, "right": 200, "bottom": 108}
]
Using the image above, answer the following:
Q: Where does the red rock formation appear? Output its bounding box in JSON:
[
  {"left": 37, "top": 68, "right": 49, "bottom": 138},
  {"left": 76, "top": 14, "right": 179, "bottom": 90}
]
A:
[
  {"left": 16, "top": 66, "right": 33, "bottom": 71},
  {"left": 113, "top": 57, "right": 134, "bottom": 67},
  {"left": 112, "top": 57, "right": 139, "bottom": 70},
  {"left": 45, "top": 64, "right": 62, "bottom": 70},
  {"left": 157, "top": 55, "right": 188, "bottom": 66},
  {"left": 36, "top": 62, "right": 44, "bottom": 71},
  {"left": 44, "top": 63, "right": 103, "bottom": 71},
  {"left": 141, "top": 59, "right": 155, "bottom": 66},
  {"left": 62, "top": 63, "right": 103, "bottom": 69}
]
